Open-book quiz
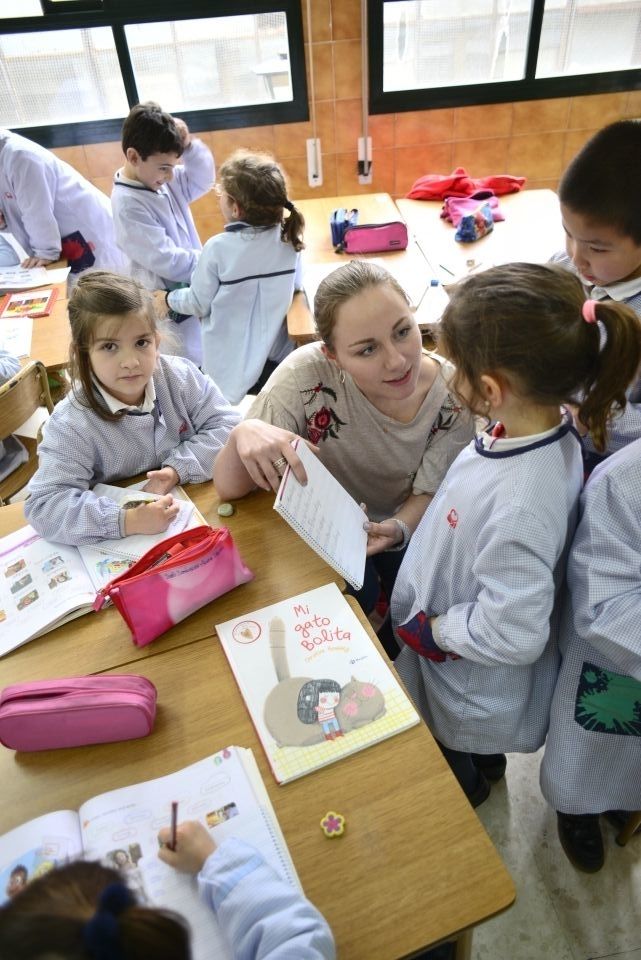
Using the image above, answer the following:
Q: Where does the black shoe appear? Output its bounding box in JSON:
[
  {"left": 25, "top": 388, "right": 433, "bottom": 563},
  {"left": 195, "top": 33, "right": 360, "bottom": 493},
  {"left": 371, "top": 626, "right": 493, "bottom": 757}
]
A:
[
  {"left": 467, "top": 770, "right": 491, "bottom": 808},
  {"left": 557, "top": 813, "right": 604, "bottom": 872},
  {"left": 604, "top": 809, "right": 641, "bottom": 844},
  {"left": 471, "top": 752, "right": 507, "bottom": 783}
]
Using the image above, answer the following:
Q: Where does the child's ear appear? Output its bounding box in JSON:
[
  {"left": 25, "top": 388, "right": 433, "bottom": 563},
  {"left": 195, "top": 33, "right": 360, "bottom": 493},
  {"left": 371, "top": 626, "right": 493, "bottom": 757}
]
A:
[
  {"left": 479, "top": 373, "right": 504, "bottom": 409},
  {"left": 231, "top": 201, "right": 244, "bottom": 220},
  {"left": 125, "top": 147, "right": 141, "bottom": 166}
]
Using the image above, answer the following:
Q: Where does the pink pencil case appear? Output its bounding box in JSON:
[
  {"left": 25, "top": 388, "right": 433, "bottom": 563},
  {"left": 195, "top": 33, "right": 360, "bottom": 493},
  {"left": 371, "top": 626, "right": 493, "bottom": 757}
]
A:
[
  {"left": 342, "top": 220, "right": 408, "bottom": 254},
  {"left": 0, "top": 674, "right": 157, "bottom": 751},
  {"left": 94, "top": 525, "right": 253, "bottom": 647}
]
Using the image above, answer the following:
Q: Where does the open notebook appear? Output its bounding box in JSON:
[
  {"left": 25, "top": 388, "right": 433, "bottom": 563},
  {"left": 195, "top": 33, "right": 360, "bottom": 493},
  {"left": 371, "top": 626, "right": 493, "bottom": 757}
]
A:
[
  {"left": 0, "top": 749, "right": 299, "bottom": 960},
  {"left": 274, "top": 438, "right": 367, "bottom": 590},
  {"left": 0, "top": 483, "right": 197, "bottom": 657}
]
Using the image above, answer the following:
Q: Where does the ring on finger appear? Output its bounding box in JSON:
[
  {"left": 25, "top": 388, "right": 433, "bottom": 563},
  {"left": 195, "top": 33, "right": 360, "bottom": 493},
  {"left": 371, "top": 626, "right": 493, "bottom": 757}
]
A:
[{"left": 272, "top": 456, "right": 288, "bottom": 472}]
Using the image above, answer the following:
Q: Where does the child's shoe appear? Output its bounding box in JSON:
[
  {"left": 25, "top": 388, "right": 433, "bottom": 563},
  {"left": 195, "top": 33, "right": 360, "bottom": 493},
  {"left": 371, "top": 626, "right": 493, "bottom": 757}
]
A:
[
  {"left": 557, "top": 812, "right": 604, "bottom": 872},
  {"left": 471, "top": 752, "right": 507, "bottom": 783},
  {"left": 467, "top": 771, "right": 491, "bottom": 809}
]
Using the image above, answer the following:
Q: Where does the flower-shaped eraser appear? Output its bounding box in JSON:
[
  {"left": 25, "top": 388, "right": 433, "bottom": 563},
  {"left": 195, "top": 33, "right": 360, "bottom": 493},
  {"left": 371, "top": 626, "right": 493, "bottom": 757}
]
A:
[{"left": 320, "top": 811, "right": 345, "bottom": 838}]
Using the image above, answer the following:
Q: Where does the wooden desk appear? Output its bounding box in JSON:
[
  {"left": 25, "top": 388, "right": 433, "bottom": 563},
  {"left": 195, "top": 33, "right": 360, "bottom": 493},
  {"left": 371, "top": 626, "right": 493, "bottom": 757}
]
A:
[
  {"left": 288, "top": 193, "right": 437, "bottom": 343},
  {"left": 29, "top": 289, "right": 70, "bottom": 372},
  {"left": 0, "top": 483, "right": 343, "bottom": 685},
  {"left": 0, "top": 605, "right": 515, "bottom": 959},
  {"left": 396, "top": 189, "right": 565, "bottom": 284}
]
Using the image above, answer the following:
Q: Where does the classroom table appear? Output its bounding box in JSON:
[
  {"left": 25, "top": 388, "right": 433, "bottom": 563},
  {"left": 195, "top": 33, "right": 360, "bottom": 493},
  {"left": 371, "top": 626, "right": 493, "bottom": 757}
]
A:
[
  {"left": 0, "top": 263, "right": 72, "bottom": 372},
  {"left": 396, "top": 188, "right": 565, "bottom": 284},
  {"left": 288, "top": 192, "right": 438, "bottom": 343},
  {"left": 0, "top": 594, "right": 515, "bottom": 959},
  {"left": 0, "top": 483, "right": 343, "bottom": 686}
]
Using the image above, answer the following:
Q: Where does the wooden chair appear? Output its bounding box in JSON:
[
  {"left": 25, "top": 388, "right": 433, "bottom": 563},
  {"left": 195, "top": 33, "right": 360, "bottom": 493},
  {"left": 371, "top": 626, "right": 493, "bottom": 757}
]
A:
[
  {"left": 615, "top": 811, "right": 641, "bottom": 847},
  {"left": 0, "top": 361, "right": 54, "bottom": 505}
]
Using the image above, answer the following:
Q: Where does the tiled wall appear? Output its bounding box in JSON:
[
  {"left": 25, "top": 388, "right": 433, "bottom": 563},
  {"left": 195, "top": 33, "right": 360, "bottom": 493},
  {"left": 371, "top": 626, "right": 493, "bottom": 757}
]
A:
[{"left": 51, "top": 0, "right": 641, "bottom": 243}]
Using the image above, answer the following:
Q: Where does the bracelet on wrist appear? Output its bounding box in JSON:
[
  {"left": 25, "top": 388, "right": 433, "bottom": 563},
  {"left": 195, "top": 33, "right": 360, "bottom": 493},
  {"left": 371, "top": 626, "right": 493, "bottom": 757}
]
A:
[{"left": 388, "top": 518, "right": 411, "bottom": 552}]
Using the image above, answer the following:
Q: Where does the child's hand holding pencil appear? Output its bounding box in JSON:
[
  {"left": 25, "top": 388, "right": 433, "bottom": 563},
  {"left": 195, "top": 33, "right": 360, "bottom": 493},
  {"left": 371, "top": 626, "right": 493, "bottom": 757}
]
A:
[{"left": 158, "top": 818, "right": 217, "bottom": 875}]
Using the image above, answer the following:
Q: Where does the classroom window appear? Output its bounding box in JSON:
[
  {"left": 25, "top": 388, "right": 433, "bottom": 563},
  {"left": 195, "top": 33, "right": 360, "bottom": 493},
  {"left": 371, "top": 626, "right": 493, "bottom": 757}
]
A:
[
  {"left": 0, "top": 1, "right": 307, "bottom": 147},
  {"left": 369, "top": 0, "right": 641, "bottom": 113}
]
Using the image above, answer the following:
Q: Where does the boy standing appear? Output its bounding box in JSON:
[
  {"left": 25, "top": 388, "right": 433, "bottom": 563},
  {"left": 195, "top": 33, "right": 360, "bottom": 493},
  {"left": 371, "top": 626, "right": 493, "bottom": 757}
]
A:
[
  {"left": 553, "top": 119, "right": 641, "bottom": 455},
  {"left": 111, "top": 102, "right": 215, "bottom": 365}
]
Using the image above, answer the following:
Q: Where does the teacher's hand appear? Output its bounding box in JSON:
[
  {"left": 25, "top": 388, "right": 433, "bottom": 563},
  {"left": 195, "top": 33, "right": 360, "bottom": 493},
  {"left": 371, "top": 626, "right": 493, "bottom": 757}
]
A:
[
  {"left": 363, "top": 516, "right": 405, "bottom": 556},
  {"left": 231, "top": 419, "right": 318, "bottom": 493}
]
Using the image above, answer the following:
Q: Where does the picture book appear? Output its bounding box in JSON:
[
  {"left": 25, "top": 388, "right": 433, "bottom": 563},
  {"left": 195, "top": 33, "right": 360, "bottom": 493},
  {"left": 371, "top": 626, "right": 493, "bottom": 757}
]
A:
[
  {"left": 0, "top": 748, "right": 300, "bottom": 960},
  {"left": 0, "top": 232, "right": 70, "bottom": 290},
  {"left": 274, "top": 438, "right": 367, "bottom": 590},
  {"left": 215, "top": 583, "right": 420, "bottom": 784},
  {"left": 0, "top": 286, "right": 58, "bottom": 319},
  {"left": 0, "top": 483, "right": 197, "bottom": 657}
]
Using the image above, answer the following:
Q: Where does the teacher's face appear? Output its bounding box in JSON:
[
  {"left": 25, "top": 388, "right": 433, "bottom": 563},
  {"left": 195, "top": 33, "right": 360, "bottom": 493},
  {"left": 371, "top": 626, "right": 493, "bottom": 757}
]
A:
[{"left": 327, "top": 284, "right": 422, "bottom": 409}]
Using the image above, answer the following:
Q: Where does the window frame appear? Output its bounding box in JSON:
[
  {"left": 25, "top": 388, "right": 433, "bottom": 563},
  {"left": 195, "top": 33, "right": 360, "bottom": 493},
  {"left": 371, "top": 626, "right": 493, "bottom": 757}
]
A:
[
  {"left": 1, "top": 0, "right": 309, "bottom": 147},
  {"left": 368, "top": 0, "right": 641, "bottom": 115}
]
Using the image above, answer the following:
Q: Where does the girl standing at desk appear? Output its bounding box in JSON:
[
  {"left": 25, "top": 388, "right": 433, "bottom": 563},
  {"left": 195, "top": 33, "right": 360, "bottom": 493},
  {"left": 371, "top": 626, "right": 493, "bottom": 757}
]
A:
[
  {"left": 389, "top": 263, "right": 641, "bottom": 806},
  {"left": 214, "top": 260, "right": 474, "bottom": 650},
  {"left": 25, "top": 271, "right": 239, "bottom": 545}
]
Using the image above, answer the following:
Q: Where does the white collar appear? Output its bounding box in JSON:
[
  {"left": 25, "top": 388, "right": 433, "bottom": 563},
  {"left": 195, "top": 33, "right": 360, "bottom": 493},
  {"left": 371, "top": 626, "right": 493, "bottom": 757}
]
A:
[
  {"left": 589, "top": 273, "right": 641, "bottom": 302},
  {"left": 94, "top": 376, "right": 156, "bottom": 414}
]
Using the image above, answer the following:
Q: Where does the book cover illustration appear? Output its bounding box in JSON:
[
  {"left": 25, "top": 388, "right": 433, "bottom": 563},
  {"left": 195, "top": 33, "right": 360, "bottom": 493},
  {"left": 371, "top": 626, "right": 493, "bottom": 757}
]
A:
[
  {"left": 216, "top": 583, "right": 419, "bottom": 783},
  {"left": 0, "top": 286, "right": 58, "bottom": 319}
]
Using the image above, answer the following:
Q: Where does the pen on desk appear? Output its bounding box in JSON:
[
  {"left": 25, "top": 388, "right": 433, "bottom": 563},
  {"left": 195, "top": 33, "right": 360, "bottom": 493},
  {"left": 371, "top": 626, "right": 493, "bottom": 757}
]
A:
[
  {"left": 169, "top": 801, "right": 178, "bottom": 851},
  {"left": 414, "top": 278, "right": 441, "bottom": 311},
  {"left": 438, "top": 263, "right": 455, "bottom": 277}
]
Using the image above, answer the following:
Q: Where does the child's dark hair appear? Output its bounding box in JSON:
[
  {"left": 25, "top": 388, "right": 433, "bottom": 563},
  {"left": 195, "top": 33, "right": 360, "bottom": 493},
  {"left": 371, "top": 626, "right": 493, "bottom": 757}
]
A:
[
  {"left": 297, "top": 678, "right": 341, "bottom": 724},
  {"left": 559, "top": 120, "right": 641, "bottom": 244},
  {"left": 68, "top": 271, "right": 160, "bottom": 423},
  {"left": 121, "top": 101, "right": 184, "bottom": 160},
  {"left": 438, "top": 262, "right": 641, "bottom": 452},
  {"left": 0, "top": 860, "right": 190, "bottom": 960},
  {"left": 218, "top": 149, "right": 304, "bottom": 252}
]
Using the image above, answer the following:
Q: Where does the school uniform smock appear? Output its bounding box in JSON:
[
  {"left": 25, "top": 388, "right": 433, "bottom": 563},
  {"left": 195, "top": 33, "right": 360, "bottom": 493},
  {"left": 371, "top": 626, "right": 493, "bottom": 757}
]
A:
[
  {"left": 0, "top": 129, "right": 127, "bottom": 275},
  {"left": 199, "top": 838, "right": 335, "bottom": 959},
  {"left": 247, "top": 344, "right": 474, "bottom": 522},
  {"left": 539, "top": 439, "right": 641, "bottom": 815},
  {"left": 0, "top": 348, "right": 21, "bottom": 470},
  {"left": 167, "top": 222, "right": 298, "bottom": 404},
  {"left": 553, "top": 250, "right": 641, "bottom": 454},
  {"left": 111, "top": 138, "right": 215, "bottom": 366},
  {"left": 24, "top": 355, "right": 239, "bottom": 545},
  {"left": 392, "top": 413, "right": 583, "bottom": 754}
]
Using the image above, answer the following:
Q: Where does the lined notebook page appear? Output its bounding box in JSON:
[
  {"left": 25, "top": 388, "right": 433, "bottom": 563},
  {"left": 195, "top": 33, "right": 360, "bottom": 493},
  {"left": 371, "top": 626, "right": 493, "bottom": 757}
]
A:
[{"left": 273, "top": 439, "right": 367, "bottom": 589}]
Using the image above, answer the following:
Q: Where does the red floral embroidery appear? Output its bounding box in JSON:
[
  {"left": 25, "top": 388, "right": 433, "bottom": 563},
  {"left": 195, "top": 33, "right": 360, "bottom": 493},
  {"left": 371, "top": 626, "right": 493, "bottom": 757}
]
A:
[{"left": 301, "top": 381, "right": 346, "bottom": 442}]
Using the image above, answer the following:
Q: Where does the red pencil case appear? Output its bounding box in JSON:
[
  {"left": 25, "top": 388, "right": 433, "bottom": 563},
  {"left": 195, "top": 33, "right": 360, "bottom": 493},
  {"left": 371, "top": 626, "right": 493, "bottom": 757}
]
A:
[
  {"left": 94, "top": 525, "right": 253, "bottom": 647},
  {"left": 342, "top": 220, "right": 408, "bottom": 254},
  {"left": 0, "top": 674, "right": 157, "bottom": 751}
]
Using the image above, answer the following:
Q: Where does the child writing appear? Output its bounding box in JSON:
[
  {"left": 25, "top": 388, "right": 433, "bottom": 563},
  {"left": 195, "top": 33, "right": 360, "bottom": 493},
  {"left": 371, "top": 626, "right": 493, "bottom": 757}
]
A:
[
  {"left": 390, "top": 263, "right": 641, "bottom": 807},
  {"left": 111, "top": 102, "right": 215, "bottom": 366},
  {"left": 0, "top": 820, "right": 336, "bottom": 959},
  {"left": 0, "top": 128, "right": 127, "bottom": 278},
  {"left": 553, "top": 119, "right": 641, "bottom": 459},
  {"left": 539, "top": 435, "right": 641, "bottom": 873},
  {"left": 167, "top": 149, "right": 304, "bottom": 404},
  {"left": 24, "top": 272, "right": 239, "bottom": 545}
]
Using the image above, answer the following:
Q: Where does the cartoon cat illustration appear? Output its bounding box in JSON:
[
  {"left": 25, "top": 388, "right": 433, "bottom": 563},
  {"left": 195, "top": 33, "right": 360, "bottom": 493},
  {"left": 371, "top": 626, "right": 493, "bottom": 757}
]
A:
[{"left": 263, "top": 616, "right": 386, "bottom": 747}]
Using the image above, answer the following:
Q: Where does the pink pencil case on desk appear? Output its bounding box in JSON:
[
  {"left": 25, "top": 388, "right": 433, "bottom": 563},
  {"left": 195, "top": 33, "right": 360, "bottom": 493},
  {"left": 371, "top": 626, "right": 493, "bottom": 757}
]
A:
[
  {"left": 342, "top": 220, "right": 408, "bottom": 254},
  {"left": 94, "top": 525, "right": 253, "bottom": 647},
  {"left": 0, "top": 674, "right": 157, "bottom": 751}
]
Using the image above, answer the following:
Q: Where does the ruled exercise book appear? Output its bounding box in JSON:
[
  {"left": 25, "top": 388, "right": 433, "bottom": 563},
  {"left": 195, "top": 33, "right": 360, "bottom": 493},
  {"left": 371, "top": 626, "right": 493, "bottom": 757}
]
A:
[{"left": 273, "top": 438, "right": 367, "bottom": 590}]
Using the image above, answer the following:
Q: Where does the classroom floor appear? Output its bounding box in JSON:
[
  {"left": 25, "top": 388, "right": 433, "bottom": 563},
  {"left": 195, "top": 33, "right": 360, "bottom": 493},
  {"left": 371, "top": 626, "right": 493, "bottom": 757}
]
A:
[{"left": 469, "top": 748, "right": 641, "bottom": 960}]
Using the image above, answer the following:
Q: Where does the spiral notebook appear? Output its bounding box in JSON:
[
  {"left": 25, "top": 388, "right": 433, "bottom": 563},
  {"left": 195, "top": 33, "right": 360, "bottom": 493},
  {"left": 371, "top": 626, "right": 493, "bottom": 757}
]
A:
[
  {"left": 0, "top": 748, "right": 299, "bottom": 960},
  {"left": 273, "top": 438, "right": 367, "bottom": 589}
]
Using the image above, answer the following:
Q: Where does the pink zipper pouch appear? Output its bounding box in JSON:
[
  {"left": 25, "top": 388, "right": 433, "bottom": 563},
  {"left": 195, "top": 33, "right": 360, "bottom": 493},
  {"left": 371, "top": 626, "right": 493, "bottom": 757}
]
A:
[
  {"left": 342, "top": 220, "right": 408, "bottom": 254},
  {"left": 0, "top": 674, "right": 157, "bottom": 751},
  {"left": 94, "top": 525, "right": 253, "bottom": 648}
]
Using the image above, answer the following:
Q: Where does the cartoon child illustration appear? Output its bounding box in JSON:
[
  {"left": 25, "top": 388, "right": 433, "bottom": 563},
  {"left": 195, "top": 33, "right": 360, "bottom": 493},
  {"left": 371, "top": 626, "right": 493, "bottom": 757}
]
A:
[
  {"left": 5, "top": 864, "right": 28, "bottom": 899},
  {"left": 298, "top": 679, "right": 344, "bottom": 742}
]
